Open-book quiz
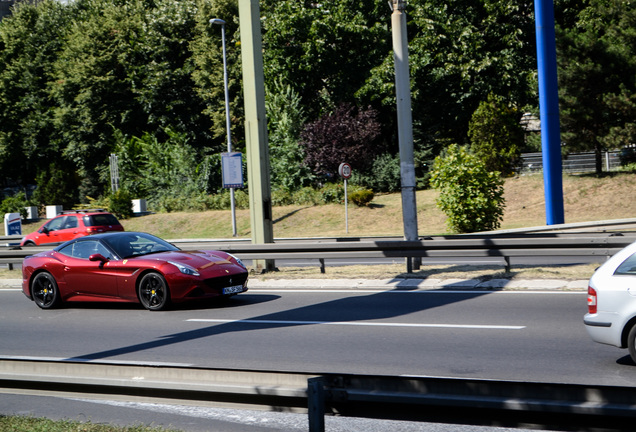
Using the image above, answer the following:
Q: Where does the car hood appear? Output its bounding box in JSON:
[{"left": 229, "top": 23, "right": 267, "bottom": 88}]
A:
[{"left": 149, "top": 250, "right": 239, "bottom": 271}]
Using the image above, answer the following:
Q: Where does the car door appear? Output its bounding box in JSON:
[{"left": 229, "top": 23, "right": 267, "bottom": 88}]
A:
[
  {"left": 36, "top": 216, "right": 67, "bottom": 244},
  {"left": 57, "top": 240, "right": 119, "bottom": 298},
  {"left": 56, "top": 215, "right": 80, "bottom": 242}
]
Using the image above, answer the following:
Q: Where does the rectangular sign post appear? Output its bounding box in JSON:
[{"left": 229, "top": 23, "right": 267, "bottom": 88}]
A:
[
  {"left": 222, "top": 152, "right": 244, "bottom": 237},
  {"left": 3, "top": 212, "right": 22, "bottom": 235},
  {"left": 221, "top": 152, "right": 244, "bottom": 188}
]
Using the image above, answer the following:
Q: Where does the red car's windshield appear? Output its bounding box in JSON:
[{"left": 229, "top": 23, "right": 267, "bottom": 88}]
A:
[{"left": 102, "top": 233, "right": 178, "bottom": 259}]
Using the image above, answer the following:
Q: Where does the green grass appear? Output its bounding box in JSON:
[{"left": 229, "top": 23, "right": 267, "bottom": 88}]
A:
[{"left": 0, "top": 416, "right": 182, "bottom": 432}]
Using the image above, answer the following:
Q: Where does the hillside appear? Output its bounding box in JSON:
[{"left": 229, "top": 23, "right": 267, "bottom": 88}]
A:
[{"left": 116, "top": 172, "right": 636, "bottom": 239}]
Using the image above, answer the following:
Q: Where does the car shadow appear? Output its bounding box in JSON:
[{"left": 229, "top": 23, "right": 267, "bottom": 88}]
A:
[
  {"left": 59, "top": 294, "right": 280, "bottom": 311},
  {"left": 66, "top": 283, "right": 494, "bottom": 362},
  {"left": 616, "top": 355, "right": 635, "bottom": 366}
]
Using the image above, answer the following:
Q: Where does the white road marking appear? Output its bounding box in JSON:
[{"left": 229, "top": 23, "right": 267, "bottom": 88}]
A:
[
  {"left": 187, "top": 318, "right": 525, "bottom": 330},
  {"left": 248, "top": 289, "right": 585, "bottom": 295}
]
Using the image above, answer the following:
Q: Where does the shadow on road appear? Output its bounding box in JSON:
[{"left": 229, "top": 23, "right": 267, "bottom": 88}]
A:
[{"left": 66, "top": 282, "right": 493, "bottom": 362}]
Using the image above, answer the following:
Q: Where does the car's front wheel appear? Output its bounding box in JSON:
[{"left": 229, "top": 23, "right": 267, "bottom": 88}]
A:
[
  {"left": 138, "top": 272, "right": 170, "bottom": 311},
  {"left": 31, "top": 272, "right": 60, "bottom": 309}
]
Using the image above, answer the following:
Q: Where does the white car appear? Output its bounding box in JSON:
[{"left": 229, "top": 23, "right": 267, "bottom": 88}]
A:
[{"left": 585, "top": 241, "right": 636, "bottom": 362}]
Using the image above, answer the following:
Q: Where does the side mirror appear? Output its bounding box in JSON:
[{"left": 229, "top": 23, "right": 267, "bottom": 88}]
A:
[
  {"left": 40, "top": 227, "right": 49, "bottom": 234},
  {"left": 89, "top": 254, "right": 108, "bottom": 263}
]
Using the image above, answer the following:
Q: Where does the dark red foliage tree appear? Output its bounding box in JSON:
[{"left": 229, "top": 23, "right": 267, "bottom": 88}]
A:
[{"left": 300, "top": 104, "right": 383, "bottom": 180}]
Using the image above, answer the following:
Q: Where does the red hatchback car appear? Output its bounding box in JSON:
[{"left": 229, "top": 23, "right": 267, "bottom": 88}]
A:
[{"left": 20, "top": 210, "right": 124, "bottom": 246}]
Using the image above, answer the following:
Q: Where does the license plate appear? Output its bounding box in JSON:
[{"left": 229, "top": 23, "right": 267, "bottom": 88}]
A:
[{"left": 223, "top": 285, "right": 244, "bottom": 295}]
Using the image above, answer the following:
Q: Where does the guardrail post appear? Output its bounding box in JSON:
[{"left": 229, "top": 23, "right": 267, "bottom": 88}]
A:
[
  {"left": 307, "top": 377, "right": 325, "bottom": 432},
  {"left": 319, "top": 259, "right": 325, "bottom": 274},
  {"left": 504, "top": 256, "right": 511, "bottom": 273}
]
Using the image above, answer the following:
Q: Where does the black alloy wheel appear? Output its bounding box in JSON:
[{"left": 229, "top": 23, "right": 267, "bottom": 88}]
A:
[
  {"left": 138, "top": 272, "right": 170, "bottom": 311},
  {"left": 31, "top": 272, "right": 60, "bottom": 309}
]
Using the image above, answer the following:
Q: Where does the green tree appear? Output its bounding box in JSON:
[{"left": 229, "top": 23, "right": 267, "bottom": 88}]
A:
[
  {"left": 468, "top": 94, "right": 524, "bottom": 177},
  {"left": 49, "top": 0, "right": 148, "bottom": 199},
  {"left": 0, "top": 0, "right": 70, "bottom": 185},
  {"left": 115, "top": 128, "right": 215, "bottom": 212},
  {"left": 261, "top": 1, "right": 390, "bottom": 120},
  {"left": 358, "top": 0, "right": 537, "bottom": 152},
  {"left": 190, "top": 0, "right": 243, "bottom": 147},
  {"left": 32, "top": 163, "right": 78, "bottom": 209},
  {"left": 430, "top": 144, "right": 505, "bottom": 233},
  {"left": 557, "top": 0, "right": 636, "bottom": 174},
  {"left": 138, "top": 0, "right": 214, "bottom": 147},
  {"left": 266, "top": 79, "right": 315, "bottom": 191}
]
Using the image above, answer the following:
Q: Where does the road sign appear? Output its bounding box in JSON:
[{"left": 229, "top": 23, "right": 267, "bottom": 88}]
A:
[{"left": 338, "top": 163, "right": 352, "bottom": 179}]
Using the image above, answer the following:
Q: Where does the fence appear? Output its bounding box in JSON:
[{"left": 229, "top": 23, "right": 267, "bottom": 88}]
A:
[
  {"left": 3, "top": 232, "right": 636, "bottom": 272},
  {"left": 520, "top": 151, "right": 622, "bottom": 174}
]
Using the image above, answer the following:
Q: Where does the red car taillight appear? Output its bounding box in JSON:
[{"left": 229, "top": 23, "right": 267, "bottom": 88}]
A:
[{"left": 587, "top": 286, "right": 598, "bottom": 314}]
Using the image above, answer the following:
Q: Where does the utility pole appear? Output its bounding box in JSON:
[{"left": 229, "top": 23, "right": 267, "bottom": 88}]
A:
[
  {"left": 238, "top": 0, "right": 275, "bottom": 272},
  {"left": 391, "top": 0, "right": 420, "bottom": 272}
]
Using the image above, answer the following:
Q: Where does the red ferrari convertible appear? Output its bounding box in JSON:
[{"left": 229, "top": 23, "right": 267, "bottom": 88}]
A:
[{"left": 22, "top": 232, "right": 249, "bottom": 311}]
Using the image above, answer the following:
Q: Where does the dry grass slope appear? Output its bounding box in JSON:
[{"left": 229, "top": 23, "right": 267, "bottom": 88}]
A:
[{"left": 117, "top": 173, "right": 636, "bottom": 239}]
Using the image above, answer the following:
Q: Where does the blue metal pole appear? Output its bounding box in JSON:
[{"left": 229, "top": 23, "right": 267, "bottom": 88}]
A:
[{"left": 534, "top": 0, "right": 564, "bottom": 225}]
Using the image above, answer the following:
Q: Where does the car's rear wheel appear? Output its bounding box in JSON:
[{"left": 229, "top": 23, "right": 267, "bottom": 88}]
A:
[
  {"left": 138, "top": 272, "right": 170, "bottom": 311},
  {"left": 31, "top": 272, "right": 60, "bottom": 309},
  {"left": 628, "top": 325, "right": 636, "bottom": 364}
]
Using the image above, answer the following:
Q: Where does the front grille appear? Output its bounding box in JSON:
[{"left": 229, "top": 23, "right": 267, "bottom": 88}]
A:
[{"left": 204, "top": 272, "right": 248, "bottom": 289}]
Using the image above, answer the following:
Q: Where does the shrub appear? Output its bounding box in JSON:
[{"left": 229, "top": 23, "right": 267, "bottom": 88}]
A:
[
  {"left": 292, "top": 187, "right": 321, "bottom": 205},
  {"left": 349, "top": 189, "right": 374, "bottom": 206},
  {"left": 0, "top": 192, "right": 29, "bottom": 219},
  {"left": 468, "top": 94, "right": 523, "bottom": 177},
  {"left": 430, "top": 144, "right": 505, "bottom": 233},
  {"left": 319, "top": 183, "right": 345, "bottom": 204},
  {"left": 108, "top": 189, "right": 133, "bottom": 219},
  {"left": 351, "top": 153, "right": 402, "bottom": 193},
  {"left": 271, "top": 188, "right": 294, "bottom": 206}
]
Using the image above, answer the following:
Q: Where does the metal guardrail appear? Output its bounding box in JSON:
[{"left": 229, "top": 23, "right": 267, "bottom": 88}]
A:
[
  {"left": 0, "top": 358, "right": 634, "bottom": 431},
  {"left": 2, "top": 233, "right": 636, "bottom": 272}
]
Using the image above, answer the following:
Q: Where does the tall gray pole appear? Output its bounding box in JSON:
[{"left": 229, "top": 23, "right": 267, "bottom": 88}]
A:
[
  {"left": 210, "top": 18, "right": 238, "bottom": 237},
  {"left": 391, "top": 0, "right": 419, "bottom": 272},
  {"left": 238, "top": 0, "right": 275, "bottom": 272}
]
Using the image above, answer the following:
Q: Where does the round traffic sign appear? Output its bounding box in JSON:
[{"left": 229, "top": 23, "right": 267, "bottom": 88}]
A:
[{"left": 338, "top": 163, "right": 352, "bottom": 179}]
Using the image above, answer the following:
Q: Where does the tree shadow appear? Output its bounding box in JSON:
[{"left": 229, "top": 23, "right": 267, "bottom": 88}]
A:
[{"left": 65, "top": 286, "right": 493, "bottom": 362}]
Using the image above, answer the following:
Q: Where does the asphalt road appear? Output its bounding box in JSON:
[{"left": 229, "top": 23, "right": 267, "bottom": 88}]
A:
[
  {"left": 0, "top": 285, "right": 632, "bottom": 385},
  {"left": 6, "top": 284, "right": 610, "bottom": 431}
]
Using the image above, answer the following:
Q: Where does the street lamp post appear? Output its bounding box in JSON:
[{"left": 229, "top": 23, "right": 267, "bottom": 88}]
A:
[{"left": 210, "top": 18, "right": 237, "bottom": 237}]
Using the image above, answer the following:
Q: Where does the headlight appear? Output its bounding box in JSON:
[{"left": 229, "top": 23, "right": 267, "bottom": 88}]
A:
[
  {"left": 227, "top": 253, "right": 246, "bottom": 269},
  {"left": 168, "top": 261, "right": 200, "bottom": 276}
]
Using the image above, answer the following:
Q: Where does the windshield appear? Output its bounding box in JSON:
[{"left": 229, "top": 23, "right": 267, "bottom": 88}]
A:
[{"left": 103, "top": 233, "right": 179, "bottom": 259}]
